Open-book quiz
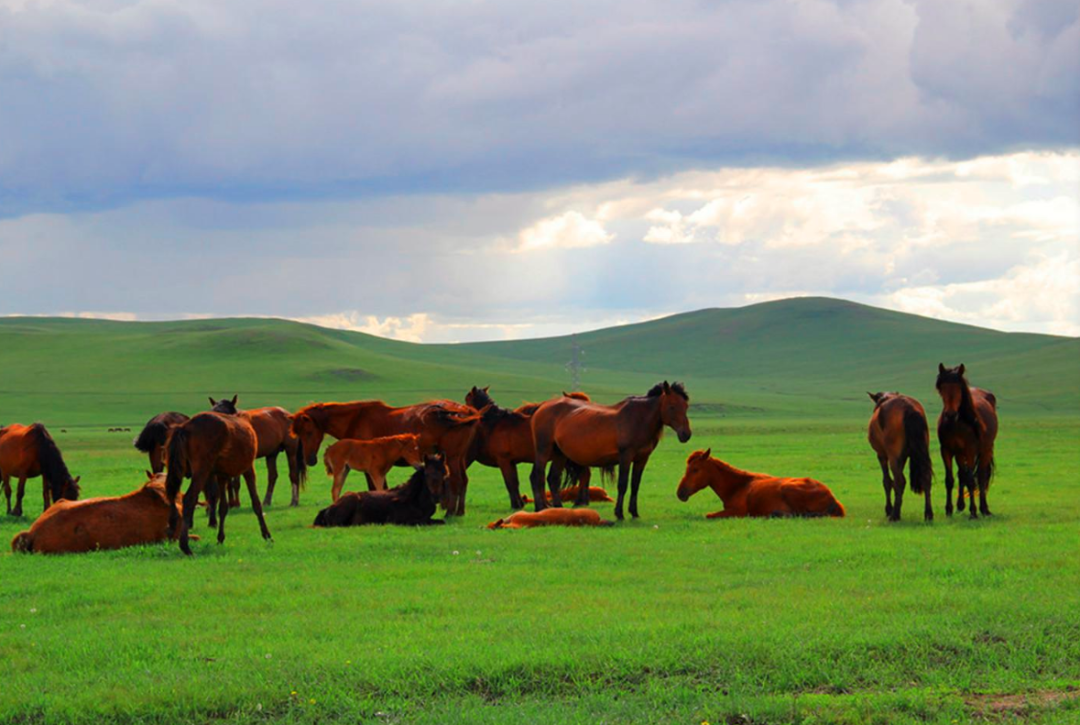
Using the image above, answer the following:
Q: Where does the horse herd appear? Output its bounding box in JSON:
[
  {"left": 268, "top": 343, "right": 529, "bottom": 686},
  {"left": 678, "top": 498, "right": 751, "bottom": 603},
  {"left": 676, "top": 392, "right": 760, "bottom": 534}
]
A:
[{"left": 2, "top": 364, "right": 999, "bottom": 555}]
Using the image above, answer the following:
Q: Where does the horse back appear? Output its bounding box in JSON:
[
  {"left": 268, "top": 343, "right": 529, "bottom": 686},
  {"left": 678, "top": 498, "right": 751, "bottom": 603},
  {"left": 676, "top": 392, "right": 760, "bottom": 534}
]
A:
[
  {"left": 0, "top": 424, "right": 42, "bottom": 478},
  {"left": 185, "top": 412, "right": 257, "bottom": 475},
  {"left": 243, "top": 407, "right": 292, "bottom": 456}
]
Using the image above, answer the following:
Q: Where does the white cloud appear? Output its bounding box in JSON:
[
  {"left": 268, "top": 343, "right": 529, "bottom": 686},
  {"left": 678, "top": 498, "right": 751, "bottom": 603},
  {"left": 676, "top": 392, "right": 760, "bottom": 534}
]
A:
[
  {"left": 517, "top": 211, "right": 614, "bottom": 251},
  {"left": 294, "top": 312, "right": 432, "bottom": 343}
]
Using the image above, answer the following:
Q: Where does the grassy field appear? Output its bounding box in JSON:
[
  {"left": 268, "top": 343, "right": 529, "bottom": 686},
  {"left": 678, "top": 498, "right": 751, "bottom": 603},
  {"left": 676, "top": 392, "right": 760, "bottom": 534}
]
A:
[{"left": 1, "top": 299, "right": 1078, "bottom": 724}]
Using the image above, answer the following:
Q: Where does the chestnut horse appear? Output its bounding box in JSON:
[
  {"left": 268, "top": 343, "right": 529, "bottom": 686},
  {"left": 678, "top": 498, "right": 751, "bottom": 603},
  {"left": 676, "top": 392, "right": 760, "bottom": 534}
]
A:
[
  {"left": 323, "top": 434, "right": 424, "bottom": 500},
  {"left": 529, "top": 381, "right": 692, "bottom": 519},
  {"left": 487, "top": 508, "right": 613, "bottom": 529},
  {"left": 936, "top": 364, "right": 999, "bottom": 518},
  {"left": 0, "top": 423, "right": 81, "bottom": 517},
  {"left": 12, "top": 472, "right": 190, "bottom": 554},
  {"left": 867, "top": 392, "right": 933, "bottom": 521},
  {"left": 521, "top": 486, "right": 614, "bottom": 504},
  {"left": 291, "top": 400, "right": 481, "bottom": 515},
  {"left": 465, "top": 386, "right": 593, "bottom": 509},
  {"left": 165, "top": 411, "right": 270, "bottom": 555},
  {"left": 133, "top": 411, "right": 190, "bottom": 473},
  {"left": 676, "top": 449, "right": 845, "bottom": 518},
  {"left": 209, "top": 396, "right": 306, "bottom": 508},
  {"left": 312, "top": 454, "right": 447, "bottom": 527}
]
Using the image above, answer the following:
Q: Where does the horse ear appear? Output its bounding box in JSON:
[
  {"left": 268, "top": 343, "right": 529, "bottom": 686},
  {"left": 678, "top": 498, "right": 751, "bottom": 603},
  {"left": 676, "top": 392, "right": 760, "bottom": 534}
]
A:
[
  {"left": 704, "top": 447, "right": 711, "bottom": 458},
  {"left": 663, "top": 381, "right": 671, "bottom": 392},
  {"left": 483, "top": 386, "right": 489, "bottom": 392},
  {"left": 73, "top": 476, "right": 80, "bottom": 484},
  {"left": 146, "top": 470, "right": 153, "bottom": 479},
  {"left": 209, "top": 397, "right": 216, "bottom": 406},
  {"left": 938, "top": 363, "right": 946, "bottom": 374},
  {"left": 231, "top": 395, "right": 238, "bottom": 406},
  {"left": 957, "top": 364, "right": 965, "bottom": 376}
]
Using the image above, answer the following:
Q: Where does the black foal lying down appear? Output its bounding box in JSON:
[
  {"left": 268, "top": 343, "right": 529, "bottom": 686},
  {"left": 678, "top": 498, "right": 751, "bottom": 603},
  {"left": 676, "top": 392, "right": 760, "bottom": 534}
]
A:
[{"left": 313, "top": 454, "right": 447, "bottom": 527}]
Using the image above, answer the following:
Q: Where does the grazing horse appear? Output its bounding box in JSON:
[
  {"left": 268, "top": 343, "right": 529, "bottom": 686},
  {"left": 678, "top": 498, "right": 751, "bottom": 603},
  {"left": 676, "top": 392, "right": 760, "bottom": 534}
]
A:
[
  {"left": 209, "top": 396, "right": 306, "bottom": 508},
  {"left": 312, "top": 454, "right": 447, "bottom": 527},
  {"left": 323, "top": 434, "right": 424, "bottom": 500},
  {"left": 936, "top": 364, "right": 999, "bottom": 518},
  {"left": 676, "top": 449, "right": 845, "bottom": 518},
  {"left": 0, "top": 423, "right": 81, "bottom": 517},
  {"left": 133, "top": 412, "right": 191, "bottom": 474},
  {"left": 464, "top": 386, "right": 593, "bottom": 509},
  {"left": 521, "top": 486, "right": 614, "bottom": 504},
  {"left": 529, "top": 381, "right": 692, "bottom": 519},
  {"left": 11, "top": 472, "right": 192, "bottom": 554},
  {"left": 164, "top": 411, "right": 270, "bottom": 555},
  {"left": 291, "top": 400, "right": 482, "bottom": 515},
  {"left": 487, "top": 508, "right": 613, "bottom": 529},
  {"left": 867, "top": 392, "right": 933, "bottom": 521}
]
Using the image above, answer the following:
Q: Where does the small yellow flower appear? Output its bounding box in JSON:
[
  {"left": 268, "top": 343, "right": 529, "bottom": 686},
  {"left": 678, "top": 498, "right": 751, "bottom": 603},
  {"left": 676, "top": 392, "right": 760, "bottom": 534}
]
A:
[{"left": 309, "top": 699, "right": 316, "bottom": 705}]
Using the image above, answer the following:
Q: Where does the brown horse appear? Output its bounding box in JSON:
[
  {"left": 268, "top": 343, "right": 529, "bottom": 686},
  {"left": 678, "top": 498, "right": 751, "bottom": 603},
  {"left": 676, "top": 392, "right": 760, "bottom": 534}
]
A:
[
  {"left": 312, "top": 454, "right": 447, "bottom": 527},
  {"left": 134, "top": 412, "right": 190, "bottom": 473},
  {"left": 291, "top": 400, "right": 482, "bottom": 515},
  {"left": 12, "top": 472, "right": 193, "bottom": 554},
  {"left": 0, "top": 423, "right": 81, "bottom": 517},
  {"left": 936, "top": 364, "right": 999, "bottom": 518},
  {"left": 465, "top": 386, "right": 593, "bottom": 509},
  {"left": 676, "top": 449, "right": 845, "bottom": 518},
  {"left": 867, "top": 392, "right": 934, "bottom": 521},
  {"left": 323, "top": 434, "right": 424, "bottom": 500},
  {"left": 487, "top": 508, "right": 614, "bottom": 529},
  {"left": 164, "top": 411, "right": 270, "bottom": 555},
  {"left": 529, "top": 381, "right": 692, "bottom": 519},
  {"left": 209, "top": 396, "right": 306, "bottom": 508},
  {"left": 521, "top": 486, "right": 614, "bottom": 504}
]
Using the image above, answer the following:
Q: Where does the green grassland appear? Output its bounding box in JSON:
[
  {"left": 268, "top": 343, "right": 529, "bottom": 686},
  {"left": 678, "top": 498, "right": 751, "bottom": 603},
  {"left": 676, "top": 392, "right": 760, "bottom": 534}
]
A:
[{"left": 1, "top": 298, "right": 1078, "bottom": 724}]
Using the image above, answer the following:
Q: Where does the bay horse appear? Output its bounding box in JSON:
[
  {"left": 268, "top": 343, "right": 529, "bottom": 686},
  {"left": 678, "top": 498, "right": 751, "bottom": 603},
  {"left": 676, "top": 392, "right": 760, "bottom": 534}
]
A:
[
  {"left": 323, "top": 434, "right": 424, "bottom": 500},
  {"left": 312, "top": 453, "right": 447, "bottom": 527},
  {"left": 0, "top": 423, "right": 81, "bottom": 517},
  {"left": 465, "top": 386, "right": 593, "bottom": 509},
  {"left": 676, "top": 449, "right": 845, "bottom": 518},
  {"left": 134, "top": 411, "right": 190, "bottom": 473},
  {"left": 12, "top": 472, "right": 192, "bottom": 554},
  {"left": 487, "top": 507, "right": 614, "bottom": 529},
  {"left": 936, "top": 364, "right": 999, "bottom": 518},
  {"left": 209, "top": 396, "right": 306, "bottom": 508},
  {"left": 291, "top": 400, "right": 482, "bottom": 515},
  {"left": 529, "top": 381, "right": 692, "bottom": 519},
  {"left": 867, "top": 392, "right": 933, "bottom": 521},
  {"left": 164, "top": 411, "right": 271, "bottom": 555},
  {"left": 521, "top": 486, "right": 614, "bottom": 505}
]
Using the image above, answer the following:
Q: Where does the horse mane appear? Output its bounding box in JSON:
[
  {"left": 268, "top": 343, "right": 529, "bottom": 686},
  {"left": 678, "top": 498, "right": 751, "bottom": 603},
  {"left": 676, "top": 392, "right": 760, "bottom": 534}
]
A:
[
  {"left": 29, "top": 423, "right": 79, "bottom": 500},
  {"left": 936, "top": 367, "right": 980, "bottom": 438},
  {"left": 646, "top": 381, "right": 689, "bottom": 401}
]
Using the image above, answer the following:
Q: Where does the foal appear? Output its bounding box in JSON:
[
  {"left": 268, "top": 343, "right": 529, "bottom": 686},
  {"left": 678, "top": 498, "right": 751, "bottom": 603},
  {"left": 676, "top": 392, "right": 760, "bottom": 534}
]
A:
[
  {"left": 312, "top": 454, "right": 447, "bottom": 527},
  {"left": 322, "top": 434, "right": 424, "bottom": 500}
]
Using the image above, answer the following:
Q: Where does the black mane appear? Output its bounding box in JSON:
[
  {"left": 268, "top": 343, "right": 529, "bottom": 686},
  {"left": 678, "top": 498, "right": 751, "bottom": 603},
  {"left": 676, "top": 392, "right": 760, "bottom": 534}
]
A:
[
  {"left": 936, "top": 366, "right": 980, "bottom": 438},
  {"left": 646, "top": 381, "right": 689, "bottom": 401}
]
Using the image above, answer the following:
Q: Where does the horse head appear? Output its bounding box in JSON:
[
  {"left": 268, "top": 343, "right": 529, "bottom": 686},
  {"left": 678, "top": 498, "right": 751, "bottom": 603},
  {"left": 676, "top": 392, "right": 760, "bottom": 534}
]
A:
[
  {"left": 936, "top": 363, "right": 969, "bottom": 425},
  {"left": 419, "top": 453, "right": 448, "bottom": 500},
  {"left": 56, "top": 475, "right": 81, "bottom": 503},
  {"left": 403, "top": 436, "right": 425, "bottom": 467},
  {"left": 676, "top": 448, "right": 712, "bottom": 501},
  {"left": 657, "top": 381, "right": 692, "bottom": 443},
  {"left": 291, "top": 411, "right": 325, "bottom": 467},
  {"left": 465, "top": 386, "right": 493, "bottom": 410},
  {"left": 209, "top": 395, "right": 239, "bottom": 415}
]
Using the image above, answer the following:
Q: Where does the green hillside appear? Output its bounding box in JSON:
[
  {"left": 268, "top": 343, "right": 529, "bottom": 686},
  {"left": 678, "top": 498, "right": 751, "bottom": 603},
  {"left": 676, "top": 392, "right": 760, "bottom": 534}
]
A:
[{"left": 0, "top": 297, "right": 1075, "bottom": 426}]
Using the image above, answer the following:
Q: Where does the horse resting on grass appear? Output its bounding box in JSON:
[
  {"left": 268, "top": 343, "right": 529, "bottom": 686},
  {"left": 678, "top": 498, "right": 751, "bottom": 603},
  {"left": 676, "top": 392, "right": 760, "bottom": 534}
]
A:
[
  {"left": 520, "top": 486, "right": 614, "bottom": 505},
  {"left": 323, "top": 434, "right": 424, "bottom": 500},
  {"left": 867, "top": 392, "right": 934, "bottom": 521},
  {"left": 312, "top": 453, "right": 447, "bottom": 527},
  {"left": 12, "top": 472, "right": 194, "bottom": 554},
  {"left": 936, "top": 363, "right": 999, "bottom": 518},
  {"left": 529, "top": 381, "right": 692, "bottom": 520},
  {"left": 676, "top": 449, "right": 845, "bottom": 518},
  {"left": 0, "top": 423, "right": 81, "bottom": 517},
  {"left": 487, "top": 507, "right": 614, "bottom": 529}
]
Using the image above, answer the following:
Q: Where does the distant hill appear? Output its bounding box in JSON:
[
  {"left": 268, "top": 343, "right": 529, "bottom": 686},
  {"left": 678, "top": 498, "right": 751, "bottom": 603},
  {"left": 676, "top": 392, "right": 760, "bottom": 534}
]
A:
[{"left": 0, "top": 298, "right": 1075, "bottom": 425}]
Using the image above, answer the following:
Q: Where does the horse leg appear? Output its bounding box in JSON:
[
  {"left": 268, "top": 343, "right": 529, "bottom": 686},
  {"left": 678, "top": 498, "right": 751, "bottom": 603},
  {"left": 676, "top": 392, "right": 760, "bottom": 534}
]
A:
[
  {"left": 942, "top": 450, "right": 955, "bottom": 517},
  {"left": 332, "top": 466, "right": 348, "bottom": 503},
  {"left": 499, "top": 459, "right": 524, "bottom": 510},
  {"left": 452, "top": 459, "right": 469, "bottom": 516},
  {"left": 877, "top": 456, "right": 893, "bottom": 518},
  {"left": 263, "top": 453, "right": 279, "bottom": 508},
  {"left": 977, "top": 457, "right": 993, "bottom": 516},
  {"left": 364, "top": 471, "right": 376, "bottom": 491},
  {"left": 573, "top": 467, "right": 592, "bottom": 507},
  {"left": 205, "top": 478, "right": 218, "bottom": 529},
  {"left": 243, "top": 469, "right": 273, "bottom": 541},
  {"left": 888, "top": 458, "right": 906, "bottom": 522},
  {"left": 529, "top": 455, "right": 551, "bottom": 513},
  {"left": 286, "top": 446, "right": 301, "bottom": 507},
  {"left": 2, "top": 474, "right": 10, "bottom": 515},
  {"left": 229, "top": 476, "right": 241, "bottom": 509},
  {"left": 960, "top": 465, "right": 978, "bottom": 519},
  {"left": 546, "top": 453, "right": 565, "bottom": 509},
  {"left": 179, "top": 475, "right": 205, "bottom": 556},
  {"left": 613, "top": 451, "right": 632, "bottom": 521},
  {"left": 628, "top": 457, "right": 647, "bottom": 519},
  {"left": 216, "top": 482, "right": 230, "bottom": 544},
  {"left": 13, "top": 476, "right": 28, "bottom": 517}
]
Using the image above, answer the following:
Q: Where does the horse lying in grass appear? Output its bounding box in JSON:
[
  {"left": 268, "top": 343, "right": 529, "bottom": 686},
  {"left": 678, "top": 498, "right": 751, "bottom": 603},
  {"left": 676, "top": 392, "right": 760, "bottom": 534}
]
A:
[
  {"left": 312, "top": 454, "right": 447, "bottom": 527},
  {"left": 521, "top": 486, "right": 615, "bottom": 505},
  {"left": 0, "top": 423, "right": 81, "bottom": 517},
  {"left": 11, "top": 472, "right": 193, "bottom": 554},
  {"left": 323, "top": 434, "right": 423, "bottom": 500},
  {"left": 676, "top": 449, "right": 845, "bottom": 518},
  {"left": 867, "top": 391, "right": 933, "bottom": 521},
  {"left": 487, "top": 508, "right": 614, "bottom": 529}
]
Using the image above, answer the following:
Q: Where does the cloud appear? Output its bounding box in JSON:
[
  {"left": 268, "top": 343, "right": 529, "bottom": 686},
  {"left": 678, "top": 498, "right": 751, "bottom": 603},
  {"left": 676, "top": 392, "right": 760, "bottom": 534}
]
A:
[
  {"left": 518, "top": 211, "right": 614, "bottom": 251},
  {"left": 293, "top": 313, "right": 432, "bottom": 343}
]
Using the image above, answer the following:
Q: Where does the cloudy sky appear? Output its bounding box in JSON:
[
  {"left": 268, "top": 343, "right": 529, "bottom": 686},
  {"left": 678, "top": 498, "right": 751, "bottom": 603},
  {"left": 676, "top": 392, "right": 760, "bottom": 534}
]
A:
[{"left": 1, "top": 0, "right": 1077, "bottom": 341}]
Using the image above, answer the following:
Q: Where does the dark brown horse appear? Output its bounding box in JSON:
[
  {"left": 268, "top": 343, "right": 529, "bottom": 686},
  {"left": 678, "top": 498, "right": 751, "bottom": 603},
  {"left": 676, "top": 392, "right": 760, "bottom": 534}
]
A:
[
  {"left": 464, "top": 386, "right": 593, "bottom": 510},
  {"left": 936, "top": 364, "right": 999, "bottom": 518},
  {"left": 529, "top": 381, "right": 692, "bottom": 520},
  {"left": 291, "top": 400, "right": 482, "bottom": 515},
  {"left": 164, "top": 411, "right": 271, "bottom": 555},
  {"left": 134, "top": 412, "right": 191, "bottom": 474},
  {"left": 312, "top": 453, "right": 447, "bottom": 527},
  {"left": 867, "top": 392, "right": 934, "bottom": 521},
  {"left": 0, "top": 423, "right": 81, "bottom": 517}
]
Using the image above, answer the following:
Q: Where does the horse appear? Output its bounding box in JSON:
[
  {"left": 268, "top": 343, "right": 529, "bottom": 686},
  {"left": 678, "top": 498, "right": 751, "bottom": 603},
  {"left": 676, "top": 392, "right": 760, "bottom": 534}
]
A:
[
  {"left": 134, "top": 412, "right": 191, "bottom": 474},
  {"left": 465, "top": 386, "right": 594, "bottom": 509},
  {"left": 936, "top": 364, "right": 999, "bottom": 518},
  {"left": 209, "top": 396, "right": 306, "bottom": 508},
  {"left": 291, "top": 400, "right": 482, "bottom": 515},
  {"left": 11, "top": 472, "right": 193, "bottom": 554},
  {"left": 312, "top": 454, "right": 447, "bottom": 527},
  {"left": 529, "top": 381, "right": 692, "bottom": 520},
  {"left": 0, "top": 423, "right": 81, "bottom": 517},
  {"left": 323, "top": 434, "right": 424, "bottom": 500},
  {"left": 164, "top": 411, "right": 270, "bottom": 555},
  {"left": 866, "top": 392, "right": 933, "bottom": 521},
  {"left": 487, "top": 508, "right": 614, "bottom": 529},
  {"left": 521, "top": 486, "right": 615, "bottom": 504},
  {"left": 676, "top": 449, "right": 845, "bottom": 518}
]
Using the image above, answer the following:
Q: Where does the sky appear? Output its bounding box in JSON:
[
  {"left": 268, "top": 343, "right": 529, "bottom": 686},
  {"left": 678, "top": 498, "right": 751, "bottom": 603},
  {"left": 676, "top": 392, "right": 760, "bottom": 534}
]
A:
[{"left": 0, "top": 0, "right": 1077, "bottom": 341}]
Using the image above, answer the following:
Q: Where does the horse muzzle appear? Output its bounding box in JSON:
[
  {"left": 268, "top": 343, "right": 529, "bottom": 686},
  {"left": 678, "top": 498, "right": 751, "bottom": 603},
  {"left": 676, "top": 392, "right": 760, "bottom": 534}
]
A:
[{"left": 677, "top": 430, "right": 692, "bottom": 444}]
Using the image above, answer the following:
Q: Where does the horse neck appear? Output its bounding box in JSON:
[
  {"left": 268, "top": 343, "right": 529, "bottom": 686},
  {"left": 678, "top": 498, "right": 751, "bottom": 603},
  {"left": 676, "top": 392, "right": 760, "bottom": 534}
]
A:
[
  {"left": 951, "top": 381, "right": 982, "bottom": 437},
  {"left": 706, "top": 458, "right": 753, "bottom": 501}
]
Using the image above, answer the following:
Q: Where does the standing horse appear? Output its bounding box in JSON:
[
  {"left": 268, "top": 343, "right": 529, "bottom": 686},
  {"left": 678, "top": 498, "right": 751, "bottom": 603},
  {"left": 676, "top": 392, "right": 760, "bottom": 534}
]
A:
[
  {"left": 529, "top": 381, "right": 692, "bottom": 520},
  {"left": 323, "top": 434, "right": 424, "bottom": 500},
  {"left": 465, "top": 386, "right": 593, "bottom": 510},
  {"left": 0, "top": 423, "right": 81, "bottom": 517},
  {"left": 867, "top": 392, "right": 934, "bottom": 521},
  {"left": 133, "top": 411, "right": 190, "bottom": 473},
  {"left": 291, "top": 400, "right": 482, "bottom": 515},
  {"left": 164, "top": 411, "right": 271, "bottom": 555},
  {"left": 936, "top": 364, "right": 999, "bottom": 518}
]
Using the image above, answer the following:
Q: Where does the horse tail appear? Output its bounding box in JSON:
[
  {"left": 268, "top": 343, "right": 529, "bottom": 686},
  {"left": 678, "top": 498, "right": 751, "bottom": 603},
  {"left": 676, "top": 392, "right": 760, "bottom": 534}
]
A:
[
  {"left": 11, "top": 531, "right": 33, "bottom": 553},
  {"left": 165, "top": 426, "right": 189, "bottom": 503},
  {"left": 600, "top": 465, "right": 616, "bottom": 485},
  {"left": 561, "top": 460, "right": 584, "bottom": 490},
  {"left": 294, "top": 438, "right": 307, "bottom": 490},
  {"left": 29, "top": 423, "right": 78, "bottom": 502},
  {"left": 133, "top": 420, "right": 167, "bottom": 453},
  {"left": 903, "top": 408, "right": 933, "bottom": 495}
]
